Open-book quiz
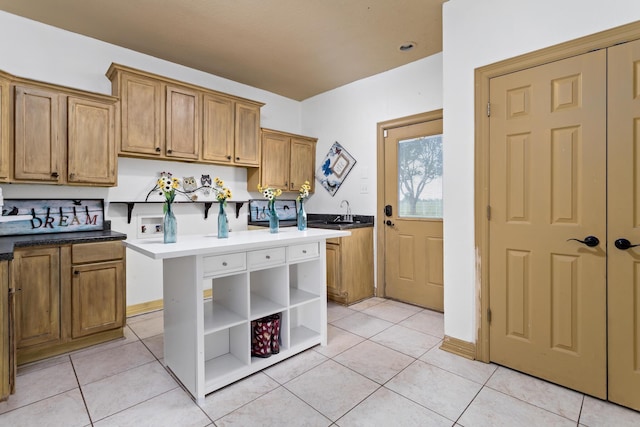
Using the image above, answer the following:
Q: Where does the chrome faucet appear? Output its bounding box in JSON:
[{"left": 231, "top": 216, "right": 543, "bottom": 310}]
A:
[{"left": 340, "top": 200, "right": 353, "bottom": 222}]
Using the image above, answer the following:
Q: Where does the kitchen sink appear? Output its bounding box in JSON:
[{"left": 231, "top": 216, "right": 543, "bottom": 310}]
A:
[
  {"left": 307, "top": 220, "right": 370, "bottom": 230},
  {"left": 326, "top": 220, "right": 360, "bottom": 225}
]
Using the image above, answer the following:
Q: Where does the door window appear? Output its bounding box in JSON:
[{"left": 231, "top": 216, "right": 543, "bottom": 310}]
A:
[{"left": 397, "top": 134, "right": 443, "bottom": 218}]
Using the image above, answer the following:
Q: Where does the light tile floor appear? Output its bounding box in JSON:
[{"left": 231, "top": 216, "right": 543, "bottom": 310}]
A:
[{"left": 1, "top": 297, "right": 640, "bottom": 426}]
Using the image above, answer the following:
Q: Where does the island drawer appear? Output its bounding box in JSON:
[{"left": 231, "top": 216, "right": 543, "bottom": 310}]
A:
[
  {"left": 203, "top": 252, "right": 247, "bottom": 277},
  {"left": 248, "top": 247, "right": 286, "bottom": 270},
  {"left": 287, "top": 242, "right": 320, "bottom": 262}
]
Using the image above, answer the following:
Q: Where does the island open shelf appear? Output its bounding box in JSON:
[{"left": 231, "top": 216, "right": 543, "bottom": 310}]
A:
[{"left": 124, "top": 228, "right": 349, "bottom": 403}]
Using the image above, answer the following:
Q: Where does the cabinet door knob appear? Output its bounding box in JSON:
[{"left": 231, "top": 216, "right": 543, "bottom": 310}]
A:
[
  {"left": 51, "top": 172, "right": 59, "bottom": 178},
  {"left": 226, "top": 155, "right": 232, "bottom": 160},
  {"left": 302, "top": 250, "right": 307, "bottom": 254},
  {"left": 265, "top": 255, "right": 271, "bottom": 259},
  {"left": 222, "top": 261, "right": 228, "bottom": 266},
  {"left": 236, "top": 157, "right": 240, "bottom": 161},
  {"left": 167, "top": 149, "right": 172, "bottom": 154},
  {"left": 73, "top": 270, "right": 80, "bottom": 275}
]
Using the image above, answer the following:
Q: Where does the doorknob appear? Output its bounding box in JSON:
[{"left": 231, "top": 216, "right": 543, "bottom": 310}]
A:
[
  {"left": 385, "top": 220, "right": 395, "bottom": 226},
  {"left": 614, "top": 238, "right": 640, "bottom": 250},
  {"left": 567, "top": 236, "right": 600, "bottom": 247}
]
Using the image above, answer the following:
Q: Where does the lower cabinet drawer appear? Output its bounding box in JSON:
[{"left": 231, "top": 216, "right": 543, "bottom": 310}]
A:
[
  {"left": 248, "top": 247, "right": 286, "bottom": 269},
  {"left": 203, "top": 252, "right": 246, "bottom": 277},
  {"left": 288, "top": 242, "right": 320, "bottom": 262},
  {"left": 72, "top": 241, "right": 124, "bottom": 264}
]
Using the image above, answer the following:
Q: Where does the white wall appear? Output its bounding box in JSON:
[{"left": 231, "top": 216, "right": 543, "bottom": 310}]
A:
[
  {"left": 442, "top": 0, "right": 640, "bottom": 342},
  {"left": 301, "top": 54, "right": 443, "bottom": 216},
  {"left": 0, "top": 11, "right": 302, "bottom": 307}
]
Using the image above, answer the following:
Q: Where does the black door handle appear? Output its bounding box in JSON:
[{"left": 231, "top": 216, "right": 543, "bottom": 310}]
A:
[
  {"left": 614, "top": 238, "right": 640, "bottom": 250},
  {"left": 567, "top": 236, "right": 599, "bottom": 247}
]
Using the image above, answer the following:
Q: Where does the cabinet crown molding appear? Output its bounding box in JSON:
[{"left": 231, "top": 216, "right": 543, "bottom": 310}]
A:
[{"left": 106, "top": 62, "right": 264, "bottom": 107}]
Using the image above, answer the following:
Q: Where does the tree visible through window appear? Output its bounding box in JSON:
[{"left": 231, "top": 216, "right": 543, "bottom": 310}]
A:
[{"left": 398, "top": 134, "right": 443, "bottom": 218}]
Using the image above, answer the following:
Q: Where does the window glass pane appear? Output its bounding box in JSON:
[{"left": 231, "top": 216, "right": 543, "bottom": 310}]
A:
[{"left": 397, "top": 134, "right": 443, "bottom": 218}]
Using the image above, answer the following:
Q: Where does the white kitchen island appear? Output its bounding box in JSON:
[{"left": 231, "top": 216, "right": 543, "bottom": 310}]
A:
[{"left": 124, "top": 227, "right": 350, "bottom": 403}]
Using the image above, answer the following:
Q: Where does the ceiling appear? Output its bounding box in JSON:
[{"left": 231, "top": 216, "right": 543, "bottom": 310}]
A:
[{"left": 0, "top": 0, "right": 445, "bottom": 101}]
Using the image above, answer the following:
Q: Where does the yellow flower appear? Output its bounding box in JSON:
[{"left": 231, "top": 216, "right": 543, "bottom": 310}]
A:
[
  {"left": 258, "top": 184, "right": 282, "bottom": 203},
  {"left": 297, "top": 180, "right": 311, "bottom": 201},
  {"left": 214, "top": 177, "right": 232, "bottom": 205},
  {"left": 157, "top": 173, "right": 180, "bottom": 203}
]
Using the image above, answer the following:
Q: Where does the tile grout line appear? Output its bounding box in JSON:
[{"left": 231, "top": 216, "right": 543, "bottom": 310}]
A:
[{"left": 69, "top": 354, "right": 95, "bottom": 426}]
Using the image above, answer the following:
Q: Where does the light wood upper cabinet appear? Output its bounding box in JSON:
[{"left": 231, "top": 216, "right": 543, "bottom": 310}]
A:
[
  {"left": 290, "top": 137, "right": 316, "bottom": 191},
  {"left": 248, "top": 128, "right": 317, "bottom": 192},
  {"left": 67, "top": 96, "right": 117, "bottom": 185},
  {"left": 0, "top": 74, "right": 10, "bottom": 182},
  {"left": 13, "top": 81, "right": 118, "bottom": 186},
  {"left": 166, "top": 84, "right": 199, "bottom": 160},
  {"left": 234, "top": 102, "right": 261, "bottom": 166},
  {"left": 202, "top": 93, "right": 234, "bottom": 163},
  {"left": 117, "top": 71, "right": 163, "bottom": 156},
  {"left": 261, "top": 130, "right": 290, "bottom": 189},
  {"left": 14, "top": 85, "right": 62, "bottom": 183},
  {"left": 107, "top": 63, "right": 263, "bottom": 166}
]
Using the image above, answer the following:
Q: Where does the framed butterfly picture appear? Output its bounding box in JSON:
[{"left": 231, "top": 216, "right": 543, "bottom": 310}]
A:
[{"left": 315, "top": 141, "right": 357, "bottom": 196}]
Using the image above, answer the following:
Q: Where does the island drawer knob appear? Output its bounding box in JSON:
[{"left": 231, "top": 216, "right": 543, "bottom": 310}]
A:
[
  {"left": 302, "top": 250, "right": 307, "bottom": 254},
  {"left": 222, "top": 261, "right": 228, "bottom": 266},
  {"left": 265, "top": 255, "right": 271, "bottom": 259}
]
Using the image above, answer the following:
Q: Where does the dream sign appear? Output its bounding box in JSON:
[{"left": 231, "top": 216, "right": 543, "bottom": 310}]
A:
[{"left": 0, "top": 199, "right": 105, "bottom": 236}]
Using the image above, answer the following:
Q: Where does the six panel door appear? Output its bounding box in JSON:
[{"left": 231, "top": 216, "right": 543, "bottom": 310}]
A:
[{"left": 489, "top": 41, "right": 640, "bottom": 409}]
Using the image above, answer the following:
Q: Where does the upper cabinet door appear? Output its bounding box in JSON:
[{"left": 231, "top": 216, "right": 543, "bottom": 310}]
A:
[
  {"left": 67, "top": 96, "right": 117, "bottom": 186},
  {"left": 234, "top": 102, "right": 261, "bottom": 166},
  {"left": 119, "top": 72, "right": 163, "bottom": 156},
  {"left": 166, "top": 84, "right": 199, "bottom": 160},
  {"left": 202, "top": 93, "right": 234, "bottom": 163},
  {"left": 14, "top": 85, "right": 62, "bottom": 182},
  {"left": 261, "top": 131, "right": 290, "bottom": 189},
  {"left": 0, "top": 76, "right": 10, "bottom": 181},
  {"left": 289, "top": 138, "right": 316, "bottom": 192}
]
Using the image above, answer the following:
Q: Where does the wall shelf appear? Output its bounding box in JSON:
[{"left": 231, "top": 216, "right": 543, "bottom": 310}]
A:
[{"left": 110, "top": 201, "right": 246, "bottom": 223}]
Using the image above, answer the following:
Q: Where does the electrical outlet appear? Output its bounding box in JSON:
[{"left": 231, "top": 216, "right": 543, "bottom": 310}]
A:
[{"left": 360, "top": 183, "right": 368, "bottom": 194}]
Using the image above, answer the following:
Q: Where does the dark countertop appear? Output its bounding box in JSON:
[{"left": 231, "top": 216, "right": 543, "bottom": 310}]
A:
[
  {"left": 0, "top": 230, "right": 127, "bottom": 261},
  {"left": 307, "top": 214, "right": 374, "bottom": 230}
]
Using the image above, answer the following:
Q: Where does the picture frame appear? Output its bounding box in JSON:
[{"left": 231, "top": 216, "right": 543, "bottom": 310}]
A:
[{"left": 315, "top": 141, "right": 357, "bottom": 196}]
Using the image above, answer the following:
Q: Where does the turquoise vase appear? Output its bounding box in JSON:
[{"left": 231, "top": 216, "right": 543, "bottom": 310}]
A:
[
  {"left": 163, "top": 202, "right": 177, "bottom": 243},
  {"left": 268, "top": 201, "right": 279, "bottom": 234},
  {"left": 297, "top": 199, "right": 307, "bottom": 231},
  {"left": 217, "top": 203, "right": 229, "bottom": 238}
]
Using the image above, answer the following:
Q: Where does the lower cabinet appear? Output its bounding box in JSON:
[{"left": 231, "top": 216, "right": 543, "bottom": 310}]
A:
[
  {"left": 326, "top": 227, "right": 374, "bottom": 305},
  {"left": 71, "top": 241, "right": 125, "bottom": 339},
  {"left": 12, "top": 241, "right": 125, "bottom": 365},
  {"left": 0, "top": 261, "right": 14, "bottom": 401},
  {"left": 13, "top": 247, "right": 61, "bottom": 352}
]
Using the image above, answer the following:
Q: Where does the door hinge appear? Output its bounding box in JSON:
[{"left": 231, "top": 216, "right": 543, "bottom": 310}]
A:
[
  {"left": 487, "top": 102, "right": 491, "bottom": 117},
  {"left": 486, "top": 205, "right": 491, "bottom": 220},
  {"left": 487, "top": 308, "right": 492, "bottom": 323},
  {"left": 383, "top": 129, "right": 388, "bottom": 138}
]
